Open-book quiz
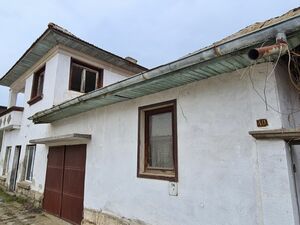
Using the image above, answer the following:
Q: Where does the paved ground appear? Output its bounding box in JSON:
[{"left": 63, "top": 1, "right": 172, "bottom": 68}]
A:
[{"left": 0, "top": 196, "right": 70, "bottom": 225}]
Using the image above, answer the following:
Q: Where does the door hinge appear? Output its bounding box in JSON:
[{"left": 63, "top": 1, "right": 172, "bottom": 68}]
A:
[{"left": 293, "top": 164, "right": 297, "bottom": 173}]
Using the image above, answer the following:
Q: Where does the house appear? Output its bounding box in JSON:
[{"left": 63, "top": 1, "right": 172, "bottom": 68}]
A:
[{"left": 1, "top": 8, "right": 300, "bottom": 225}]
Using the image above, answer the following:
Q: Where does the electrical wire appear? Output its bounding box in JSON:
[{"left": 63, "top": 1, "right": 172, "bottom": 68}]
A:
[
  {"left": 262, "top": 46, "right": 283, "bottom": 110},
  {"left": 287, "top": 48, "right": 300, "bottom": 91},
  {"left": 248, "top": 68, "right": 300, "bottom": 116}
]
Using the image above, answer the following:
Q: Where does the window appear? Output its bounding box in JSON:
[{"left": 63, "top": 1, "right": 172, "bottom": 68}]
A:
[
  {"left": 137, "top": 100, "right": 178, "bottom": 181},
  {"left": 25, "top": 145, "right": 36, "bottom": 181},
  {"left": 69, "top": 59, "right": 103, "bottom": 93},
  {"left": 27, "top": 66, "right": 45, "bottom": 105},
  {"left": 2, "top": 146, "right": 11, "bottom": 176}
]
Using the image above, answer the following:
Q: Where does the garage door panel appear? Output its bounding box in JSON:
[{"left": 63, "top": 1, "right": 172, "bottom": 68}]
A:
[
  {"left": 65, "top": 145, "right": 86, "bottom": 168},
  {"left": 63, "top": 169, "right": 85, "bottom": 196},
  {"left": 61, "top": 194, "right": 83, "bottom": 224},
  {"left": 43, "top": 146, "right": 64, "bottom": 216},
  {"left": 45, "top": 168, "right": 64, "bottom": 190},
  {"left": 43, "top": 189, "right": 62, "bottom": 216},
  {"left": 43, "top": 145, "right": 86, "bottom": 225},
  {"left": 62, "top": 144, "right": 86, "bottom": 224},
  {"left": 47, "top": 146, "right": 65, "bottom": 166}
]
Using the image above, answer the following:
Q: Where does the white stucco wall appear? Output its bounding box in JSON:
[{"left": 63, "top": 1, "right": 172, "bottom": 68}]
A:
[
  {"left": 274, "top": 61, "right": 300, "bottom": 128},
  {"left": 103, "top": 70, "right": 129, "bottom": 86},
  {"left": 0, "top": 59, "right": 299, "bottom": 225},
  {"left": 52, "top": 51, "right": 130, "bottom": 106},
  {"left": 44, "top": 62, "right": 297, "bottom": 225},
  {"left": 0, "top": 50, "right": 136, "bottom": 193}
]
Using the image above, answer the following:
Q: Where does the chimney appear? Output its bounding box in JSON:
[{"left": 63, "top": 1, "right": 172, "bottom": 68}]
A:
[{"left": 125, "top": 56, "right": 138, "bottom": 64}]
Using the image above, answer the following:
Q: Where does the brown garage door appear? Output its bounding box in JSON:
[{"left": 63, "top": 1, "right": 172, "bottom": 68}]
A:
[{"left": 43, "top": 145, "right": 86, "bottom": 225}]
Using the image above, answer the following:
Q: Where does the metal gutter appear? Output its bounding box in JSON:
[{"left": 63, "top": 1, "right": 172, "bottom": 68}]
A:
[{"left": 30, "top": 14, "right": 300, "bottom": 123}]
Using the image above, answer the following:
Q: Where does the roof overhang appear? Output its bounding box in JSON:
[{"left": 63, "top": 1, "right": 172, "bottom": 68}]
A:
[
  {"left": 29, "top": 133, "right": 91, "bottom": 146},
  {"left": 29, "top": 13, "right": 300, "bottom": 124},
  {"left": 0, "top": 23, "right": 147, "bottom": 87}
]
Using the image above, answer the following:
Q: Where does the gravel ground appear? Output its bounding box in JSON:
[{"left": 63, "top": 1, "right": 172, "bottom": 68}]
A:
[{"left": 0, "top": 195, "right": 70, "bottom": 225}]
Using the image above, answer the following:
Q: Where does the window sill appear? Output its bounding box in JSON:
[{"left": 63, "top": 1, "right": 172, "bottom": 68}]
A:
[
  {"left": 27, "top": 95, "right": 43, "bottom": 105},
  {"left": 138, "top": 171, "right": 177, "bottom": 182}
]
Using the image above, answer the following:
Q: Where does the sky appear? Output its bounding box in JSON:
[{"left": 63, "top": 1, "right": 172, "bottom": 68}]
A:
[{"left": 0, "top": 0, "right": 299, "bottom": 106}]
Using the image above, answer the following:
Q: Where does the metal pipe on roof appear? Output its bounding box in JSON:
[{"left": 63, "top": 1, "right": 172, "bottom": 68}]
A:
[
  {"left": 30, "top": 15, "right": 300, "bottom": 123},
  {"left": 248, "top": 33, "right": 288, "bottom": 60}
]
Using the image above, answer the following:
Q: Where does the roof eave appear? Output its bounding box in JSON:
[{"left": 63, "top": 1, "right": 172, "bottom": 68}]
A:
[
  {"left": 30, "top": 14, "right": 300, "bottom": 124},
  {"left": 0, "top": 24, "right": 147, "bottom": 87}
]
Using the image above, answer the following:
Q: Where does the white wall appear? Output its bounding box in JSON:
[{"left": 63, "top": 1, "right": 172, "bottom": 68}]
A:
[
  {"left": 53, "top": 51, "right": 130, "bottom": 106},
  {"left": 0, "top": 49, "right": 135, "bottom": 193},
  {"left": 1, "top": 60, "right": 298, "bottom": 225},
  {"left": 0, "top": 54, "right": 58, "bottom": 192},
  {"left": 103, "top": 70, "right": 129, "bottom": 86},
  {"left": 45, "top": 62, "right": 297, "bottom": 225},
  {"left": 274, "top": 61, "right": 300, "bottom": 128}
]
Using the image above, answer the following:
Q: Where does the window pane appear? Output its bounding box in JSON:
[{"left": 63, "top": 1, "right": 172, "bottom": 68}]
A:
[
  {"left": 149, "top": 112, "right": 173, "bottom": 169},
  {"left": 31, "top": 67, "right": 45, "bottom": 98},
  {"left": 3, "top": 147, "right": 11, "bottom": 175},
  {"left": 70, "top": 64, "right": 83, "bottom": 92},
  {"left": 37, "top": 72, "right": 44, "bottom": 96},
  {"left": 85, "top": 70, "right": 97, "bottom": 93},
  {"left": 26, "top": 146, "right": 36, "bottom": 181},
  {"left": 31, "top": 74, "right": 39, "bottom": 98}
]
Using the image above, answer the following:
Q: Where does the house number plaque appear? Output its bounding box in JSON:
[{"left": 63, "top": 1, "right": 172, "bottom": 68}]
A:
[{"left": 256, "top": 119, "right": 268, "bottom": 127}]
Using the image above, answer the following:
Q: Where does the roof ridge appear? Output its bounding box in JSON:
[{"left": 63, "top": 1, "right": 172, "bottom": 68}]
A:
[{"left": 48, "top": 22, "right": 76, "bottom": 37}]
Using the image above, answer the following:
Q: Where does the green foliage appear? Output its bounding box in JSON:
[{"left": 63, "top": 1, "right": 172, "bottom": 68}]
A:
[{"left": 0, "top": 188, "right": 27, "bottom": 204}]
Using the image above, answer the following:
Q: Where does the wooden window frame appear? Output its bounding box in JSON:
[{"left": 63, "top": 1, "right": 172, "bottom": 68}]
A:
[
  {"left": 69, "top": 58, "right": 103, "bottom": 93},
  {"left": 24, "top": 145, "right": 36, "bottom": 182},
  {"left": 137, "top": 100, "right": 178, "bottom": 182},
  {"left": 27, "top": 66, "right": 45, "bottom": 105}
]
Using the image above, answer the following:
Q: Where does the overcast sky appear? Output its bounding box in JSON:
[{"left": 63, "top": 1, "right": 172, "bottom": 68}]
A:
[{"left": 0, "top": 0, "right": 299, "bottom": 106}]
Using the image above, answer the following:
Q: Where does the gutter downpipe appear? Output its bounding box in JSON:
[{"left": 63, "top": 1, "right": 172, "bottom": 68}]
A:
[
  {"left": 248, "top": 33, "right": 288, "bottom": 60},
  {"left": 30, "top": 15, "right": 300, "bottom": 123}
]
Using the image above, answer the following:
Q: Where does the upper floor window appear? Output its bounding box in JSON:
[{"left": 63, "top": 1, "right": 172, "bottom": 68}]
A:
[
  {"left": 69, "top": 59, "right": 103, "bottom": 93},
  {"left": 27, "top": 66, "right": 45, "bottom": 105},
  {"left": 137, "top": 100, "right": 178, "bottom": 181}
]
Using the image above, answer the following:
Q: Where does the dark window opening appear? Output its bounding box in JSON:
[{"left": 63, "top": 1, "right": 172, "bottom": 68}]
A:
[
  {"left": 25, "top": 145, "right": 36, "bottom": 181},
  {"left": 69, "top": 59, "right": 103, "bottom": 93},
  {"left": 85, "top": 70, "right": 97, "bottom": 93},
  {"left": 70, "top": 64, "right": 83, "bottom": 92},
  {"left": 28, "top": 66, "right": 45, "bottom": 105},
  {"left": 2, "top": 146, "right": 11, "bottom": 176}
]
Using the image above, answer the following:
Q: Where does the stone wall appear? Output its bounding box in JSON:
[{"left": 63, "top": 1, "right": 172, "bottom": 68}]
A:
[
  {"left": 16, "top": 181, "right": 43, "bottom": 207},
  {"left": 82, "top": 208, "right": 148, "bottom": 225},
  {"left": 0, "top": 176, "right": 7, "bottom": 189}
]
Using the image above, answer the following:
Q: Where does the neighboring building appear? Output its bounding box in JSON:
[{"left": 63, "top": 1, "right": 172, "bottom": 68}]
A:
[{"left": 1, "top": 8, "right": 300, "bottom": 225}]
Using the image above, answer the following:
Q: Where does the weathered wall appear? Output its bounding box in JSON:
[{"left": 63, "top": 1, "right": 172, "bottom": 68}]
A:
[
  {"left": 0, "top": 49, "right": 136, "bottom": 198},
  {"left": 0, "top": 60, "right": 298, "bottom": 225},
  {"left": 53, "top": 51, "right": 130, "bottom": 106},
  {"left": 47, "top": 62, "right": 297, "bottom": 225},
  {"left": 274, "top": 61, "right": 300, "bottom": 128}
]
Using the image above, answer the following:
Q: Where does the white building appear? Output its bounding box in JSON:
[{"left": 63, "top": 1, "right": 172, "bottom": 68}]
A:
[{"left": 1, "top": 8, "right": 300, "bottom": 225}]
